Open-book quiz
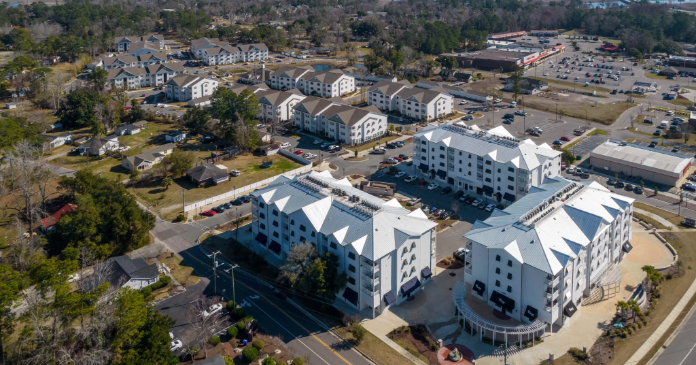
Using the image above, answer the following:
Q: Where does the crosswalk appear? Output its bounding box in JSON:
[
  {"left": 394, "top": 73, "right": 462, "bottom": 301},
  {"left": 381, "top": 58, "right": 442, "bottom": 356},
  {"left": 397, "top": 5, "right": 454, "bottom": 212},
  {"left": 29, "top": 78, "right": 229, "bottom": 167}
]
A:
[{"left": 188, "top": 221, "right": 209, "bottom": 231}]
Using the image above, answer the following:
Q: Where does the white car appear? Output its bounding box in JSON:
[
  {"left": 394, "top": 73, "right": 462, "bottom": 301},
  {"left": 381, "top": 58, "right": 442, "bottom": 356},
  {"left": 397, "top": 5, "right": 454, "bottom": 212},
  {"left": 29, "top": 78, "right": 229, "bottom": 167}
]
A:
[
  {"left": 458, "top": 100, "right": 469, "bottom": 105},
  {"left": 427, "top": 183, "right": 439, "bottom": 190},
  {"left": 280, "top": 142, "right": 291, "bottom": 149},
  {"left": 313, "top": 139, "right": 322, "bottom": 145},
  {"left": 566, "top": 167, "right": 575, "bottom": 174},
  {"left": 304, "top": 153, "right": 317, "bottom": 159},
  {"left": 395, "top": 171, "right": 406, "bottom": 178},
  {"left": 493, "top": 99, "right": 502, "bottom": 103},
  {"left": 485, "top": 204, "right": 496, "bottom": 212},
  {"left": 472, "top": 199, "right": 483, "bottom": 206},
  {"left": 202, "top": 303, "right": 223, "bottom": 318},
  {"left": 230, "top": 169, "right": 240, "bottom": 177},
  {"left": 170, "top": 340, "right": 182, "bottom": 352},
  {"left": 385, "top": 158, "right": 398, "bottom": 164},
  {"left": 544, "top": 72, "right": 548, "bottom": 76},
  {"left": 404, "top": 175, "right": 418, "bottom": 183},
  {"left": 667, "top": 111, "right": 675, "bottom": 116}
]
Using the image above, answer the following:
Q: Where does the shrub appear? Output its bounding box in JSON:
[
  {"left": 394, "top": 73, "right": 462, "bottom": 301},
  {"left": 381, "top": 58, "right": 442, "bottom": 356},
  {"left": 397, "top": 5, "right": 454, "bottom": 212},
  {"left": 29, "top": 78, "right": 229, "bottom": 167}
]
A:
[
  {"left": 252, "top": 340, "right": 265, "bottom": 351},
  {"left": 242, "top": 347, "right": 259, "bottom": 362},
  {"left": 141, "top": 286, "right": 152, "bottom": 298},
  {"left": 243, "top": 316, "right": 254, "bottom": 323},
  {"left": 569, "top": 347, "right": 589, "bottom": 360},
  {"left": 160, "top": 276, "right": 171, "bottom": 285},
  {"left": 291, "top": 358, "right": 304, "bottom": 365},
  {"left": 637, "top": 322, "right": 643, "bottom": 329},
  {"left": 236, "top": 321, "right": 245, "bottom": 331},
  {"left": 176, "top": 214, "right": 186, "bottom": 222},
  {"left": 209, "top": 335, "right": 221, "bottom": 346},
  {"left": 351, "top": 323, "right": 367, "bottom": 344},
  {"left": 262, "top": 356, "right": 276, "bottom": 365},
  {"left": 666, "top": 273, "right": 673, "bottom": 280},
  {"left": 235, "top": 308, "right": 246, "bottom": 318},
  {"left": 227, "top": 326, "right": 238, "bottom": 337},
  {"left": 224, "top": 357, "right": 235, "bottom": 365}
]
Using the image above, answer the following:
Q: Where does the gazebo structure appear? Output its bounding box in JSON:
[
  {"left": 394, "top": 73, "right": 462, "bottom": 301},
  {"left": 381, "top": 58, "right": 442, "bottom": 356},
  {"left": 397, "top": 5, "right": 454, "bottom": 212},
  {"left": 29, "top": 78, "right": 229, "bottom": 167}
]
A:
[
  {"left": 596, "top": 264, "right": 622, "bottom": 300},
  {"left": 453, "top": 282, "right": 548, "bottom": 348}
]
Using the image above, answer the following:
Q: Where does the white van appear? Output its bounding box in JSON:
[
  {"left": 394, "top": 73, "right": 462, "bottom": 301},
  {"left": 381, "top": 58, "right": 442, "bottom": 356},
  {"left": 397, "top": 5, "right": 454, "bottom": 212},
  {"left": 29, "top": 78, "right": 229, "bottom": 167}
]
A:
[{"left": 660, "top": 121, "right": 669, "bottom": 128}]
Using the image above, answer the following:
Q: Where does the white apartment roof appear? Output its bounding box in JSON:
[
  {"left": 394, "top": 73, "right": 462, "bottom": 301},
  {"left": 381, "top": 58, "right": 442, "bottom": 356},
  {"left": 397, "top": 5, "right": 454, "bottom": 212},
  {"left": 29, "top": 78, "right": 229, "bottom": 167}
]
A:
[
  {"left": 465, "top": 178, "right": 633, "bottom": 275},
  {"left": 415, "top": 122, "right": 560, "bottom": 171},
  {"left": 591, "top": 140, "right": 693, "bottom": 178},
  {"left": 251, "top": 171, "right": 436, "bottom": 260}
]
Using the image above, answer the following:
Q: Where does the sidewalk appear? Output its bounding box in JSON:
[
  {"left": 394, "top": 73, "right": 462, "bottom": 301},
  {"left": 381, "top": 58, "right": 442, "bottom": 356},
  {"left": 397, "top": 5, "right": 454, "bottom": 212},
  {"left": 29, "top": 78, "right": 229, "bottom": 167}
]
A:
[
  {"left": 627, "top": 277, "right": 696, "bottom": 365},
  {"left": 634, "top": 207, "right": 680, "bottom": 230}
]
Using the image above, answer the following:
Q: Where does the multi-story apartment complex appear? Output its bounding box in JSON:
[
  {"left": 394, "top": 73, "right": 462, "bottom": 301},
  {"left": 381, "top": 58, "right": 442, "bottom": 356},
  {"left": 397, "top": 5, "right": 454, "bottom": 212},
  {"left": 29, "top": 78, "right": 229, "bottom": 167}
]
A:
[
  {"left": 293, "top": 96, "right": 388, "bottom": 145},
  {"left": 114, "top": 34, "right": 165, "bottom": 52},
  {"left": 165, "top": 75, "right": 219, "bottom": 102},
  {"left": 250, "top": 171, "right": 438, "bottom": 317},
  {"left": 367, "top": 80, "right": 453, "bottom": 121},
  {"left": 107, "top": 63, "right": 186, "bottom": 90},
  {"left": 190, "top": 38, "right": 268, "bottom": 65},
  {"left": 270, "top": 67, "right": 356, "bottom": 98},
  {"left": 463, "top": 178, "right": 634, "bottom": 329},
  {"left": 413, "top": 122, "right": 561, "bottom": 203},
  {"left": 229, "top": 84, "right": 306, "bottom": 122},
  {"left": 89, "top": 53, "right": 169, "bottom": 70},
  {"left": 127, "top": 41, "right": 163, "bottom": 56}
]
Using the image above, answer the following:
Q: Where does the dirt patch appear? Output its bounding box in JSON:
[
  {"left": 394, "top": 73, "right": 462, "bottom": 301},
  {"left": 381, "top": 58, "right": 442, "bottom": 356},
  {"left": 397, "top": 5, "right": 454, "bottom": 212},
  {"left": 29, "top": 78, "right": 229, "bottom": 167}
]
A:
[
  {"left": 436, "top": 261, "right": 463, "bottom": 270},
  {"left": 520, "top": 91, "right": 635, "bottom": 125},
  {"left": 388, "top": 325, "right": 439, "bottom": 365}
]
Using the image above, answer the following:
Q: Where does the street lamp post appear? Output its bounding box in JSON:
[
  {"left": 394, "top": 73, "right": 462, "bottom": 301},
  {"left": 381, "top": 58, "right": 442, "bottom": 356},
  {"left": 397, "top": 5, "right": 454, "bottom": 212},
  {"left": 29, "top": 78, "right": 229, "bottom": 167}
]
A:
[
  {"left": 555, "top": 103, "right": 559, "bottom": 122},
  {"left": 212, "top": 250, "right": 221, "bottom": 296}
]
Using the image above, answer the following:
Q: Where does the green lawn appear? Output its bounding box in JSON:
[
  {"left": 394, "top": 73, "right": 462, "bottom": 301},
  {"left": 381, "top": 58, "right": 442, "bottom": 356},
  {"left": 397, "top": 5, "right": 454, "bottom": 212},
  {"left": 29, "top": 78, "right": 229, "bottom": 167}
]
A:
[
  {"left": 129, "top": 153, "right": 302, "bottom": 220},
  {"left": 528, "top": 76, "right": 611, "bottom": 94},
  {"left": 667, "top": 98, "right": 694, "bottom": 108},
  {"left": 644, "top": 72, "right": 670, "bottom": 80},
  {"left": 333, "top": 326, "right": 416, "bottom": 365}
]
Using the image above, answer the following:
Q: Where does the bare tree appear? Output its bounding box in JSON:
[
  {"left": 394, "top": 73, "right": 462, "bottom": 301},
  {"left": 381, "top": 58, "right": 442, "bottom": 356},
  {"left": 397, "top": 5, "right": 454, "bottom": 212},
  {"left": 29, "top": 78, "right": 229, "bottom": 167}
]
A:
[
  {"left": 185, "top": 297, "right": 228, "bottom": 360},
  {"left": 0, "top": 141, "right": 48, "bottom": 229}
]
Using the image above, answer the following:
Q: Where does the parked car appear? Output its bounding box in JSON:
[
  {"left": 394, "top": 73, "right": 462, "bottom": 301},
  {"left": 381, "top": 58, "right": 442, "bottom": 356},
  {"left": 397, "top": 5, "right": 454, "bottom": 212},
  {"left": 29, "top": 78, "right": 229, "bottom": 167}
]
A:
[
  {"left": 553, "top": 140, "right": 564, "bottom": 145},
  {"left": 566, "top": 167, "right": 575, "bottom": 174},
  {"left": 170, "top": 340, "right": 183, "bottom": 352},
  {"left": 429, "top": 206, "right": 439, "bottom": 214},
  {"left": 649, "top": 141, "right": 658, "bottom": 147},
  {"left": 454, "top": 190, "right": 465, "bottom": 198},
  {"left": 202, "top": 303, "right": 223, "bottom": 318},
  {"left": 472, "top": 198, "right": 483, "bottom": 206},
  {"left": 398, "top": 154, "right": 409, "bottom": 160},
  {"left": 418, "top": 180, "right": 428, "bottom": 187},
  {"left": 201, "top": 210, "right": 216, "bottom": 216},
  {"left": 213, "top": 205, "right": 226, "bottom": 213},
  {"left": 313, "top": 139, "right": 323, "bottom": 145},
  {"left": 441, "top": 186, "right": 453, "bottom": 195},
  {"left": 395, "top": 171, "right": 407, "bottom": 178},
  {"left": 607, "top": 179, "right": 615, "bottom": 185},
  {"left": 477, "top": 201, "right": 487, "bottom": 209},
  {"left": 407, "top": 197, "right": 421, "bottom": 206},
  {"left": 440, "top": 211, "right": 452, "bottom": 219},
  {"left": 624, "top": 183, "right": 633, "bottom": 192},
  {"left": 405, "top": 175, "right": 418, "bottom": 183},
  {"left": 294, "top": 150, "right": 304, "bottom": 155},
  {"left": 453, "top": 248, "right": 469, "bottom": 263},
  {"left": 560, "top": 136, "right": 571, "bottom": 141},
  {"left": 459, "top": 194, "right": 469, "bottom": 202},
  {"left": 385, "top": 158, "right": 398, "bottom": 164},
  {"left": 280, "top": 142, "right": 291, "bottom": 149},
  {"left": 372, "top": 148, "right": 386, "bottom": 154},
  {"left": 615, "top": 181, "right": 625, "bottom": 188},
  {"left": 464, "top": 196, "right": 475, "bottom": 204},
  {"left": 683, "top": 183, "right": 696, "bottom": 191},
  {"left": 485, "top": 203, "right": 496, "bottom": 212},
  {"left": 230, "top": 169, "right": 240, "bottom": 177},
  {"left": 231, "top": 198, "right": 244, "bottom": 206},
  {"left": 304, "top": 153, "right": 317, "bottom": 159},
  {"left": 634, "top": 187, "right": 643, "bottom": 194},
  {"left": 320, "top": 142, "right": 331, "bottom": 148},
  {"left": 427, "top": 183, "right": 439, "bottom": 190}
]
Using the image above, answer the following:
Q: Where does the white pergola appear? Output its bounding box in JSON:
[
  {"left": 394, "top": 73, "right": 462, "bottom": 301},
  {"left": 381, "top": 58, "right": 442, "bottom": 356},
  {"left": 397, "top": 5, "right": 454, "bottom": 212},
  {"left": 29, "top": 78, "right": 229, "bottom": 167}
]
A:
[
  {"left": 453, "top": 282, "right": 548, "bottom": 348},
  {"left": 597, "top": 264, "right": 622, "bottom": 300}
]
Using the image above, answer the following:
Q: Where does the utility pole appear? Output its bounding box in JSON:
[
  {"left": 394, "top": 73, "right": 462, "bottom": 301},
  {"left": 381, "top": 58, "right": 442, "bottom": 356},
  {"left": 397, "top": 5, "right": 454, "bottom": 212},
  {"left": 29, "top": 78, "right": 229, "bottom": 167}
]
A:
[
  {"left": 181, "top": 188, "right": 186, "bottom": 217},
  {"left": 235, "top": 208, "right": 239, "bottom": 241},
  {"left": 555, "top": 103, "right": 559, "bottom": 122},
  {"left": 212, "top": 250, "right": 221, "bottom": 296}
]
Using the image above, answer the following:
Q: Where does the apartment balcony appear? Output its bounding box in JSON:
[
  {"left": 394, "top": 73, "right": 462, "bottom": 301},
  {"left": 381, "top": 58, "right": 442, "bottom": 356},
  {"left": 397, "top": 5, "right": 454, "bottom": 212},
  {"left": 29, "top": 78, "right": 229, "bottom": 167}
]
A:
[
  {"left": 545, "top": 289, "right": 559, "bottom": 301},
  {"left": 465, "top": 267, "right": 472, "bottom": 275},
  {"left": 545, "top": 304, "right": 553, "bottom": 312},
  {"left": 361, "top": 287, "right": 378, "bottom": 297},
  {"left": 545, "top": 276, "right": 560, "bottom": 287},
  {"left": 362, "top": 274, "right": 380, "bottom": 286}
]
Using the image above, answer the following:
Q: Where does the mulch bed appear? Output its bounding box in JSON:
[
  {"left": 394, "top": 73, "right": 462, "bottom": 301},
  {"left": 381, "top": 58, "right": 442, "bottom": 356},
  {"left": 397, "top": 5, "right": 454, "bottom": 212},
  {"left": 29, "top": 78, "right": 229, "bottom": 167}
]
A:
[
  {"left": 388, "top": 325, "right": 439, "bottom": 365},
  {"left": 436, "top": 261, "right": 464, "bottom": 270}
]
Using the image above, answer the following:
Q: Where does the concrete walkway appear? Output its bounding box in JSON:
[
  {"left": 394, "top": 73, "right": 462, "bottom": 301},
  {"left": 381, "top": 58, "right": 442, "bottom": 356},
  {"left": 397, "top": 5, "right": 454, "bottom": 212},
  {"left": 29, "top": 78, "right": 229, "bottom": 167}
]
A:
[
  {"left": 627, "top": 276, "right": 696, "bottom": 365},
  {"left": 635, "top": 207, "right": 680, "bottom": 230}
]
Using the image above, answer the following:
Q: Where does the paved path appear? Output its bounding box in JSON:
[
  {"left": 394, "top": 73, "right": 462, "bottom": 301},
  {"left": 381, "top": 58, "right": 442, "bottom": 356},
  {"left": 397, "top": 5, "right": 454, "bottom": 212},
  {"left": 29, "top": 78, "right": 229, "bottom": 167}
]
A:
[
  {"left": 634, "top": 207, "right": 680, "bottom": 230},
  {"left": 628, "top": 277, "right": 696, "bottom": 365}
]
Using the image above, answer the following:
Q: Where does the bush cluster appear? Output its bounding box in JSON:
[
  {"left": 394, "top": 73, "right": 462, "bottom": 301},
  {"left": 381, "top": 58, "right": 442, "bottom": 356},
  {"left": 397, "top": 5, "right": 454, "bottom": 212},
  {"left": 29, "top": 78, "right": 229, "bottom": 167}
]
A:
[
  {"left": 209, "top": 335, "right": 221, "bottom": 346},
  {"left": 568, "top": 347, "right": 589, "bottom": 360},
  {"left": 227, "top": 326, "right": 238, "bottom": 337},
  {"left": 252, "top": 340, "right": 265, "bottom": 351},
  {"left": 242, "top": 346, "right": 259, "bottom": 362},
  {"left": 176, "top": 214, "right": 186, "bottom": 222},
  {"left": 291, "top": 358, "right": 304, "bottom": 365}
]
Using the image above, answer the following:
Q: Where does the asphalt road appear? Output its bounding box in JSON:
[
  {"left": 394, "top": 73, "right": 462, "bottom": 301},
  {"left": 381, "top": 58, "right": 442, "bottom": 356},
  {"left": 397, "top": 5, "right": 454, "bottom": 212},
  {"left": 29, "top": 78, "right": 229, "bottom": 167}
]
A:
[
  {"left": 153, "top": 234, "right": 374, "bottom": 365},
  {"left": 653, "top": 302, "right": 696, "bottom": 365}
]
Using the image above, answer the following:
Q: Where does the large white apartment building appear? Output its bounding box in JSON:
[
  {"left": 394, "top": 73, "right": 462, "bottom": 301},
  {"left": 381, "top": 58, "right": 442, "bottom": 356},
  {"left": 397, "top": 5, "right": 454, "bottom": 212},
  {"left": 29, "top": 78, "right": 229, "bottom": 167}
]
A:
[
  {"left": 463, "top": 178, "right": 634, "bottom": 329},
  {"left": 250, "top": 171, "right": 437, "bottom": 317},
  {"left": 270, "top": 67, "right": 356, "bottom": 98},
  {"left": 107, "top": 63, "right": 186, "bottom": 90},
  {"left": 89, "top": 53, "right": 169, "bottom": 70},
  {"left": 293, "top": 96, "right": 388, "bottom": 145},
  {"left": 165, "top": 75, "right": 219, "bottom": 102},
  {"left": 114, "top": 34, "right": 165, "bottom": 52},
  {"left": 229, "top": 84, "right": 306, "bottom": 122},
  {"left": 414, "top": 122, "right": 561, "bottom": 203},
  {"left": 190, "top": 38, "right": 268, "bottom": 65},
  {"left": 367, "top": 80, "right": 453, "bottom": 121}
]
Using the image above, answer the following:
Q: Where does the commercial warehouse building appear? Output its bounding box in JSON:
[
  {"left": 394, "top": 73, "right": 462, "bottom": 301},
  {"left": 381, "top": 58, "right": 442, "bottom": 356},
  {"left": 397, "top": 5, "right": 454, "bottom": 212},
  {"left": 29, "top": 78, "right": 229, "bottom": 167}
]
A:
[{"left": 590, "top": 140, "right": 693, "bottom": 186}]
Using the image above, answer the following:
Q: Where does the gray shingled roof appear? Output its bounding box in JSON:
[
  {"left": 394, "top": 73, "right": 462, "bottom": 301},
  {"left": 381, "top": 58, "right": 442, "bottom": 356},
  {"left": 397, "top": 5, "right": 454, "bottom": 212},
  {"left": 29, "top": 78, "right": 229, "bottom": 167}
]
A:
[{"left": 187, "top": 164, "right": 228, "bottom": 182}]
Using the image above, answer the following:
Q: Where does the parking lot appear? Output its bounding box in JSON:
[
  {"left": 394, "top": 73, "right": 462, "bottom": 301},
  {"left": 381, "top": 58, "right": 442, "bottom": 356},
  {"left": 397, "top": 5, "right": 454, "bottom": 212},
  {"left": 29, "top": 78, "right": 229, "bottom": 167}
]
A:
[{"left": 568, "top": 134, "right": 609, "bottom": 157}]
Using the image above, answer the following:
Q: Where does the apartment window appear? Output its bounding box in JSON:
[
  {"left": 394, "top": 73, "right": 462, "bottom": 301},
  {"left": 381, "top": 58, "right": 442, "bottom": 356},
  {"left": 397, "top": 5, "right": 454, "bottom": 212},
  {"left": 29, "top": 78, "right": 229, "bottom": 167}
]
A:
[
  {"left": 272, "top": 210, "right": 278, "bottom": 216},
  {"left": 291, "top": 231, "right": 295, "bottom": 236},
  {"left": 507, "top": 286, "right": 512, "bottom": 293},
  {"left": 348, "top": 252, "right": 356, "bottom": 260},
  {"left": 507, "top": 260, "right": 513, "bottom": 267},
  {"left": 459, "top": 168, "right": 462, "bottom": 172},
  {"left": 495, "top": 280, "right": 501, "bottom": 287},
  {"left": 299, "top": 225, "right": 307, "bottom": 232},
  {"left": 348, "top": 277, "right": 356, "bottom": 285},
  {"left": 311, "top": 231, "right": 316, "bottom": 237},
  {"left": 259, "top": 223, "right": 266, "bottom": 229},
  {"left": 507, "top": 273, "right": 512, "bottom": 280},
  {"left": 468, "top": 163, "right": 472, "bottom": 167},
  {"left": 272, "top": 232, "right": 279, "bottom": 238},
  {"left": 459, "top": 151, "right": 463, "bottom": 156},
  {"left": 508, "top": 185, "right": 515, "bottom": 190},
  {"left": 259, "top": 213, "right": 265, "bottom": 219},
  {"left": 272, "top": 221, "right": 278, "bottom": 227},
  {"left": 495, "top": 255, "right": 501, "bottom": 262},
  {"left": 439, "top": 154, "right": 445, "bottom": 159},
  {"left": 495, "top": 267, "right": 500, "bottom": 274},
  {"left": 485, "top": 169, "right": 491, "bottom": 174},
  {"left": 432, "top": 148, "right": 435, "bottom": 152},
  {"left": 421, "top": 148, "right": 426, "bottom": 153},
  {"left": 508, "top": 167, "right": 515, "bottom": 173},
  {"left": 348, "top": 264, "right": 356, "bottom": 273},
  {"left": 497, "top": 177, "right": 501, "bottom": 182},
  {"left": 497, "top": 169, "right": 501, "bottom": 173},
  {"left": 300, "top": 236, "right": 306, "bottom": 242},
  {"left": 485, "top": 160, "right": 492, "bottom": 165},
  {"left": 440, "top": 162, "right": 445, "bottom": 167},
  {"left": 508, "top": 176, "right": 514, "bottom": 181},
  {"left": 421, "top": 140, "right": 426, "bottom": 145},
  {"left": 485, "top": 178, "right": 491, "bottom": 183}
]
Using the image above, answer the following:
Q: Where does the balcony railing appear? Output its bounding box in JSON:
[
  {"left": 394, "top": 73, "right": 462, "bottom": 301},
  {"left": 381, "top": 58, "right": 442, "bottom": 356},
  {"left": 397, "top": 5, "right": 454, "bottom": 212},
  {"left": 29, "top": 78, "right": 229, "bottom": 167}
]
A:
[
  {"left": 362, "top": 274, "right": 380, "bottom": 286},
  {"left": 545, "top": 304, "right": 552, "bottom": 312},
  {"left": 361, "top": 287, "right": 377, "bottom": 296},
  {"left": 545, "top": 276, "right": 560, "bottom": 287},
  {"left": 545, "top": 289, "right": 559, "bottom": 301}
]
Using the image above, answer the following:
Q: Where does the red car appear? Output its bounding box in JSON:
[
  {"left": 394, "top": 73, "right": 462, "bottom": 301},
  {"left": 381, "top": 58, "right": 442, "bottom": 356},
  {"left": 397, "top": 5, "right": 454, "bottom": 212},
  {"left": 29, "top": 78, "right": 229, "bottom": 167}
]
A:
[
  {"left": 141, "top": 94, "right": 146, "bottom": 97},
  {"left": 294, "top": 150, "right": 303, "bottom": 155},
  {"left": 418, "top": 180, "right": 427, "bottom": 187},
  {"left": 201, "top": 210, "right": 216, "bottom": 217},
  {"left": 560, "top": 136, "right": 571, "bottom": 141},
  {"left": 393, "top": 156, "right": 402, "bottom": 162}
]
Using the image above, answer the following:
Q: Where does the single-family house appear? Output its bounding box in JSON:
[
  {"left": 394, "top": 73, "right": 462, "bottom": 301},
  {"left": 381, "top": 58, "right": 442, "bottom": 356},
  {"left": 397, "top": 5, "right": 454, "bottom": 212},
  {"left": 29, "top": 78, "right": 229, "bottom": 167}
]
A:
[
  {"left": 101, "top": 255, "right": 160, "bottom": 290},
  {"left": 41, "top": 203, "right": 77, "bottom": 231},
  {"left": 260, "top": 144, "right": 280, "bottom": 156},
  {"left": 187, "top": 164, "right": 229, "bottom": 186},
  {"left": 77, "top": 136, "right": 120, "bottom": 156},
  {"left": 121, "top": 143, "right": 176, "bottom": 171},
  {"left": 114, "top": 123, "right": 141, "bottom": 136},
  {"left": 165, "top": 130, "right": 187, "bottom": 142},
  {"left": 40, "top": 132, "right": 73, "bottom": 148},
  {"left": 503, "top": 77, "right": 548, "bottom": 95}
]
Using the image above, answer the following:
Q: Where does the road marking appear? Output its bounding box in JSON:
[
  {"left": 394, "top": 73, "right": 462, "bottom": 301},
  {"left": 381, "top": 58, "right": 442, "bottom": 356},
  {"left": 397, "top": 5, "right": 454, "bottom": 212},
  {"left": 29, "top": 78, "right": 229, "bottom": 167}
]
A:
[
  {"left": 182, "top": 251, "right": 356, "bottom": 365},
  {"left": 678, "top": 342, "right": 696, "bottom": 365},
  {"left": 248, "top": 299, "right": 331, "bottom": 365},
  {"left": 249, "top": 295, "right": 259, "bottom": 300}
]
